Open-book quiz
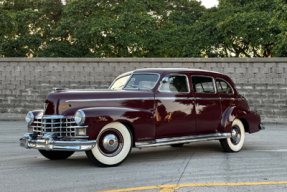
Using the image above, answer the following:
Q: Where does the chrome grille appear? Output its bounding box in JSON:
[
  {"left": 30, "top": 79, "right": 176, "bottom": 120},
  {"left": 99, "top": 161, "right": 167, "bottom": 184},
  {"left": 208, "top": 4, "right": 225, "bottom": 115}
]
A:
[{"left": 29, "top": 115, "right": 87, "bottom": 138}]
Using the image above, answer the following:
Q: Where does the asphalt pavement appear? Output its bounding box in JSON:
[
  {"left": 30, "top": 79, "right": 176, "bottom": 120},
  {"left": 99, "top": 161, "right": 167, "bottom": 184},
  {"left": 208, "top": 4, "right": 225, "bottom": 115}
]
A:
[{"left": 0, "top": 121, "right": 286, "bottom": 192}]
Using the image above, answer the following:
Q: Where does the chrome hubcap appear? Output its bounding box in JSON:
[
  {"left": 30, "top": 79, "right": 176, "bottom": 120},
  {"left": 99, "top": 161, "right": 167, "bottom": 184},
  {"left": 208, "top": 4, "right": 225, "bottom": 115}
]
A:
[
  {"left": 103, "top": 134, "right": 119, "bottom": 151},
  {"left": 98, "top": 128, "right": 124, "bottom": 157},
  {"left": 231, "top": 125, "right": 241, "bottom": 145}
]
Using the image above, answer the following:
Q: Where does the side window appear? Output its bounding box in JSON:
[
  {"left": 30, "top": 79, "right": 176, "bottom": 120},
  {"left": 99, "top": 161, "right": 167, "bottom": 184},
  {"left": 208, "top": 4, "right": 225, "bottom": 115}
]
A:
[
  {"left": 191, "top": 76, "right": 215, "bottom": 94},
  {"left": 216, "top": 79, "right": 234, "bottom": 94},
  {"left": 159, "top": 75, "right": 189, "bottom": 93}
]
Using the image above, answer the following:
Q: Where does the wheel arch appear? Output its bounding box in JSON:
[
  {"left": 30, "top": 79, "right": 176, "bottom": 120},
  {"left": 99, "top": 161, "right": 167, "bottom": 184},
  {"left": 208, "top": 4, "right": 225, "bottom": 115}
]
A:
[
  {"left": 237, "top": 118, "right": 249, "bottom": 132},
  {"left": 220, "top": 106, "right": 252, "bottom": 133},
  {"left": 120, "top": 122, "right": 135, "bottom": 147}
]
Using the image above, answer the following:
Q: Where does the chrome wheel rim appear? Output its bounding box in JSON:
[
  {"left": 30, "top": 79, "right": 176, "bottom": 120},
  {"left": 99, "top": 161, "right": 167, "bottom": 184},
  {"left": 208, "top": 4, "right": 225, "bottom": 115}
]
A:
[
  {"left": 98, "top": 128, "right": 124, "bottom": 157},
  {"left": 231, "top": 125, "right": 241, "bottom": 145}
]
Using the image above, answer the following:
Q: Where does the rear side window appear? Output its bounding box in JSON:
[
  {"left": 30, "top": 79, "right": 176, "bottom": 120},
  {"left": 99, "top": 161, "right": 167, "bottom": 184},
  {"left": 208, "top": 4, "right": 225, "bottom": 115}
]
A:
[
  {"left": 159, "top": 75, "right": 189, "bottom": 93},
  {"left": 191, "top": 76, "right": 215, "bottom": 94},
  {"left": 216, "top": 79, "right": 234, "bottom": 94}
]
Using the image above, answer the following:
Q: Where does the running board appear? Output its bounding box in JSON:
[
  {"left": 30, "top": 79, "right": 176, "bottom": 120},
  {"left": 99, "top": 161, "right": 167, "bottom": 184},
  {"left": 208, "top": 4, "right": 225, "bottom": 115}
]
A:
[{"left": 135, "top": 133, "right": 231, "bottom": 148}]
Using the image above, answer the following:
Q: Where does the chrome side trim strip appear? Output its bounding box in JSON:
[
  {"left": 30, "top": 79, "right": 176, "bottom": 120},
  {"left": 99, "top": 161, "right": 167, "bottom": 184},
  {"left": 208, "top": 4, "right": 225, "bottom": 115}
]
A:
[
  {"left": 155, "top": 97, "right": 193, "bottom": 100},
  {"left": 195, "top": 97, "right": 220, "bottom": 100},
  {"left": 66, "top": 97, "right": 155, "bottom": 103},
  {"left": 66, "top": 97, "right": 240, "bottom": 103},
  {"left": 220, "top": 98, "right": 237, "bottom": 100},
  {"left": 135, "top": 133, "right": 231, "bottom": 148}
]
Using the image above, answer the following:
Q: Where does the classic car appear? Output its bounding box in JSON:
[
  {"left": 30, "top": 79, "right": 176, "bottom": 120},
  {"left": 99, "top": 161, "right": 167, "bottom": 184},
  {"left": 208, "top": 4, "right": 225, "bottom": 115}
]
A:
[{"left": 20, "top": 68, "right": 264, "bottom": 167}]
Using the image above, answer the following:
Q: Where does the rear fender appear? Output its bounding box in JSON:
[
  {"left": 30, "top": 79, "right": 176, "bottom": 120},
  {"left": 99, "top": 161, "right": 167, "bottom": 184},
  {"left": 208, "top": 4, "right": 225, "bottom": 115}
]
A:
[
  {"left": 220, "top": 106, "right": 261, "bottom": 134},
  {"left": 80, "top": 107, "right": 155, "bottom": 142}
]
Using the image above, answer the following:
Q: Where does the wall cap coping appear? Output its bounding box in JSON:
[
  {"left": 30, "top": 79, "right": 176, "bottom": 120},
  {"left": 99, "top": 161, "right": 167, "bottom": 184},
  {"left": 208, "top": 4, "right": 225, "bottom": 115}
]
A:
[{"left": 1, "top": 57, "right": 287, "bottom": 63}]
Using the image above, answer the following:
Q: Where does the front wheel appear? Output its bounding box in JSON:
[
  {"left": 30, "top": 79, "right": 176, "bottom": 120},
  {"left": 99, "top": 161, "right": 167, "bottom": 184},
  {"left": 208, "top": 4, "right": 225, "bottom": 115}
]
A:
[
  {"left": 220, "top": 119, "right": 245, "bottom": 152},
  {"left": 86, "top": 122, "right": 132, "bottom": 167},
  {"left": 38, "top": 150, "right": 74, "bottom": 160}
]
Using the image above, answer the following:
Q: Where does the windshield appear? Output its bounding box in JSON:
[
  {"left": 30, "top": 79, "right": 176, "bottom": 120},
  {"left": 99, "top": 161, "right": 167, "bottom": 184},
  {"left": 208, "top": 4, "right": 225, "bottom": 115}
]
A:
[
  {"left": 110, "top": 75, "right": 131, "bottom": 89},
  {"left": 124, "top": 74, "right": 159, "bottom": 89}
]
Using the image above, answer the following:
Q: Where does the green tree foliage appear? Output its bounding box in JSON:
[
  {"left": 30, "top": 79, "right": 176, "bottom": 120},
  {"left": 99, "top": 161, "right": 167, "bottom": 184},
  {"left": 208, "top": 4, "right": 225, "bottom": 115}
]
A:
[
  {"left": 0, "top": 0, "right": 284, "bottom": 57},
  {"left": 0, "top": 0, "right": 63, "bottom": 57},
  {"left": 50, "top": 0, "right": 205, "bottom": 57},
  {"left": 273, "top": 0, "right": 287, "bottom": 56},
  {"left": 193, "top": 0, "right": 281, "bottom": 57}
]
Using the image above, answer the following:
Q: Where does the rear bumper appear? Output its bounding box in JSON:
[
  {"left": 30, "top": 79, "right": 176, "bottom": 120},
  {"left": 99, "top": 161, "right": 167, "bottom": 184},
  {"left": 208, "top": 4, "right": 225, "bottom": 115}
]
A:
[
  {"left": 259, "top": 123, "right": 265, "bottom": 130},
  {"left": 20, "top": 133, "right": 97, "bottom": 151}
]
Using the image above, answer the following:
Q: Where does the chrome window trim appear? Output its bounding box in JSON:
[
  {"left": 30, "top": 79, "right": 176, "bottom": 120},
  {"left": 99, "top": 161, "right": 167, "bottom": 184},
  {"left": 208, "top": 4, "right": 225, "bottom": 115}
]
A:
[
  {"left": 66, "top": 97, "right": 155, "bottom": 103},
  {"left": 135, "top": 133, "right": 231, "bottom": 148},
  {"left": 123, "top": 73, "right": 160, "bottom": 90},
  {"left": 191, "top": 75, "right": 217, "bottom": 94},
  {"left": 158, "top": 73, "right": 190, "bottom": 93},
  {"left": 215, "top": 78, "right": 235, "bottom": 95},
  {"left": 155, "top": 97, "right": 193, "bottom": 100}
]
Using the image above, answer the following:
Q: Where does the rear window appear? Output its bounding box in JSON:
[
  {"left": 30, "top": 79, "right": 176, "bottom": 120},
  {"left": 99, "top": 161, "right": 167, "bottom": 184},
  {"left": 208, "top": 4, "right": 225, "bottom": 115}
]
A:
[{"left": 216, "top": 79, "right": 234, "bottom": 94}]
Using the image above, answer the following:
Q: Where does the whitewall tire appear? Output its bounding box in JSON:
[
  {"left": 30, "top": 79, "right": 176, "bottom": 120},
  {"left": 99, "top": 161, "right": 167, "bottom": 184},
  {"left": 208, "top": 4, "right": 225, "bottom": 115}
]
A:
[
  {"left": 220, "top": 119, "right": 245, "bottom": 152},
  {"left": 86, "top": 122, "right": 132, "bottom": 167}
]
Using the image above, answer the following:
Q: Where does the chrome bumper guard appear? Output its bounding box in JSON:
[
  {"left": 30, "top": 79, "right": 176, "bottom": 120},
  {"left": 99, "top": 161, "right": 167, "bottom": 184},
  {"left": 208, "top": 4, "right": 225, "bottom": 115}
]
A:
[
  {"left": 259, "top": 123, "right": 265, "bottom": 130},
  {"left": 20, "top": 132, "right": 97, "bottom": 151}
]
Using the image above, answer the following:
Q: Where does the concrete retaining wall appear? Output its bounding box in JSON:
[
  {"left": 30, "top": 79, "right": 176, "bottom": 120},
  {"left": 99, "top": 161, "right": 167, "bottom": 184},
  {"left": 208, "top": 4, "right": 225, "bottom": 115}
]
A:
[{"left": 0, "top": 58, "right": 286, "bottom": 120}]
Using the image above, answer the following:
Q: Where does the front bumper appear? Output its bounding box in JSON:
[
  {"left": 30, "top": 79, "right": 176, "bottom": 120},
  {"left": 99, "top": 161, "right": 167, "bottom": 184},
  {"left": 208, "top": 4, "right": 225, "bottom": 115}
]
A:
[{"left": 20, "top": 133, "right": 97, "bottom": 151}]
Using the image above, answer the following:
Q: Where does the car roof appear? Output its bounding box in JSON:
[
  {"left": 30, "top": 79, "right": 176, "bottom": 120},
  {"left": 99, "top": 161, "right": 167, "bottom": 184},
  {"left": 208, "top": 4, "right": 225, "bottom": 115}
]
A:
[{"left": 134, "top": 68, "right": 223, "bottom": 76}]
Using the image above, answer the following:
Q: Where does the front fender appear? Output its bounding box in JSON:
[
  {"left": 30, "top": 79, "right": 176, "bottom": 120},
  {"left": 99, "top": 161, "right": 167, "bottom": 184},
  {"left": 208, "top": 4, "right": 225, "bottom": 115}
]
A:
[
  {"left": 221, "top": 106, "right": 261, "bottom": 134},
  {"left": 80, "top": 107, "right": 155, "bottom": 141}
]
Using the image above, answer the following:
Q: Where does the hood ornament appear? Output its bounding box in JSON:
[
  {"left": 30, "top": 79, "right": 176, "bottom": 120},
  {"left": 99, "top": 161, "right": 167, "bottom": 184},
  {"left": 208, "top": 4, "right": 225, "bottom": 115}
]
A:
[{"left": 53, "top": 87, "right": 69, "bottom": 92}]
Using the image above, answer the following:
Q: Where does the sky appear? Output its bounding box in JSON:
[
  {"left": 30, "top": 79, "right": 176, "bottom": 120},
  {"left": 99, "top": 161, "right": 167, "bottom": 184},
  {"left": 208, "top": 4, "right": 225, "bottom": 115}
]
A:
[{"left": 197, "top": 0, "right": 219, "bottom": 8}]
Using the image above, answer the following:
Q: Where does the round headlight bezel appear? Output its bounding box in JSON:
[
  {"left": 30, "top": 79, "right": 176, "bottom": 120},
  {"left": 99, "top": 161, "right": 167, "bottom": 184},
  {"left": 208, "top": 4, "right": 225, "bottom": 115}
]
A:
[
  {"left": 74, "top": 110, "right": 85, "bottom": 125},
  {"left": 25, "top": 111, "right": 34, "bottom": 125}
]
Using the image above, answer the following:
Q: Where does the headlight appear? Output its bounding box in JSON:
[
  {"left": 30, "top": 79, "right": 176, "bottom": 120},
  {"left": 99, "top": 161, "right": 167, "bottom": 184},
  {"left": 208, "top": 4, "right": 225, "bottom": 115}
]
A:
[
  {"left": 74, "top": 110, "right": 85, "bottom": 125},
  {"left": 25, "top": 112, "right": 34, "bottom": 125}
]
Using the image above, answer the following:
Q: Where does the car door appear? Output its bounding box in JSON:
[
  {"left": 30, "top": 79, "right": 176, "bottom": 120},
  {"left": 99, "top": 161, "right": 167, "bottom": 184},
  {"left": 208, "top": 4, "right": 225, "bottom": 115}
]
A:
[
  {"left": 155, "top": 73, "right": 196, "bottom": 138},
  {"left": 191, "top": 75, "right": 222, "bottom": 134},
  {"left": 216, "top": 77, "right": 237, "bottom": 115}
]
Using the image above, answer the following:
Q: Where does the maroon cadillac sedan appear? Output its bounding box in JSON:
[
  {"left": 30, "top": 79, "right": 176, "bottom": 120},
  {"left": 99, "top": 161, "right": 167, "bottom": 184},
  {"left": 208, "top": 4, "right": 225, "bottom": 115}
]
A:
[{"left": 20, "top": 68, "right": 264, "bottom": 167}]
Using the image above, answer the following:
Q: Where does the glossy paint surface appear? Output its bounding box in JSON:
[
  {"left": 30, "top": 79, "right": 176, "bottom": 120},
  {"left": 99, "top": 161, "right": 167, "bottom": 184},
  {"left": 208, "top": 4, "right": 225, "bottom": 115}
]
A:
[{"left": 41, "top": 68, "right": 261, "bottom": 143}]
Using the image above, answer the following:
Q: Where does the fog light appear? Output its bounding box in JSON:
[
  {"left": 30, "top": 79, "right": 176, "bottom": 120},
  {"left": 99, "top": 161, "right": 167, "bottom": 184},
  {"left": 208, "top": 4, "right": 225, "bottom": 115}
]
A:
[
  {"left": 76, "top": 128, "right": 86, "bottom": 136},
  {"left": 28, "top": 126, "right": 33, "bottom": 133}
]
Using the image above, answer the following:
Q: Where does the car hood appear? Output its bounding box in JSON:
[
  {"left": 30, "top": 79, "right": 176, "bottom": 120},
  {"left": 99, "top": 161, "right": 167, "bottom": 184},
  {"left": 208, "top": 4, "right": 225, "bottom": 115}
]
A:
[{"left": 44, "top": 89, "right": 154, "bottom": 116}]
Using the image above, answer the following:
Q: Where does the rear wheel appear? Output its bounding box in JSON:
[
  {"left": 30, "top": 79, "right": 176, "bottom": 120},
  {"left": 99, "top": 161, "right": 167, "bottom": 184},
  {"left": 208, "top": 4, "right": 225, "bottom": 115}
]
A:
[
  {"left": 86, "top": 122, "right": 132, "bottom": 167},
  {"left": 220, "top": 119, "right": 245, "bottom": 152},
  {"left": 38, "top": 150, "right": 74, "bottom": 160}
]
